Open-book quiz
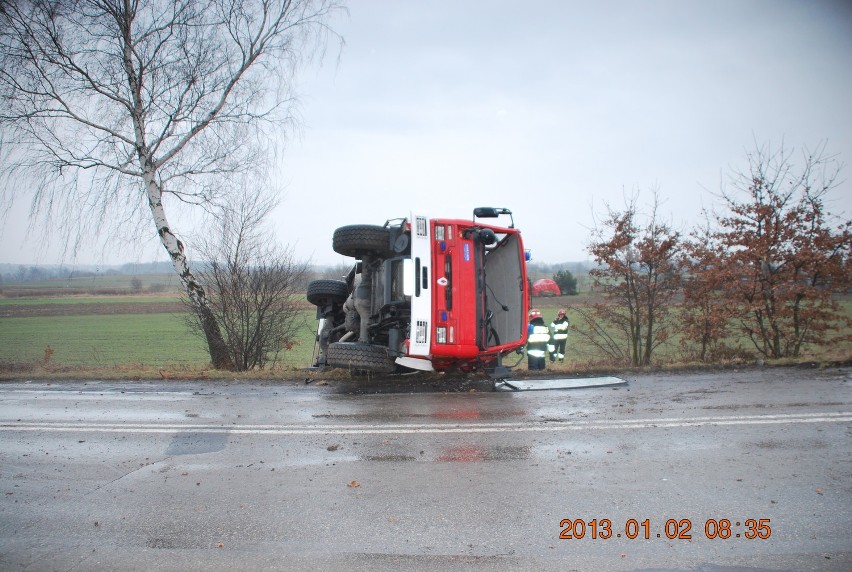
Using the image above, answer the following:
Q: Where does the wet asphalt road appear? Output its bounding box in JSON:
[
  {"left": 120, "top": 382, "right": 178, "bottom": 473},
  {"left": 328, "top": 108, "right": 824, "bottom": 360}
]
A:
[{"left": 0, "top": 366, "right": 850, "bottom": 571}]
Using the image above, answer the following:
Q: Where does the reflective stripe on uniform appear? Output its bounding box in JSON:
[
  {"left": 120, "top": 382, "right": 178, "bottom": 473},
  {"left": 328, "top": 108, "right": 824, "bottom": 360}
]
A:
[{"left": 528, "top": 325, "right": 550, "bottom": 343}]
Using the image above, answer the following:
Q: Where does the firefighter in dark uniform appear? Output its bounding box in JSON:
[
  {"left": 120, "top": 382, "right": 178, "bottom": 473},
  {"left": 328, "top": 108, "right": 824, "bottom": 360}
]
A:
[
  {"left": 526, "top": 308, "right": 549, "bottom": 370},
  {"left": 549, "top": 308, "right": 569, "bottom": 362}
]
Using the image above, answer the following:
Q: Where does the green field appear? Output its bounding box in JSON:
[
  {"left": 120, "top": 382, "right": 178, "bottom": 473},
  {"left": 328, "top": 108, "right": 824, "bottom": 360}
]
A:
[
  {"left": 0, "top": 289, "right": 849, "bottom": 377},
  {"left": 0, "top": 313, "right": 208, "bottom": 366},
  {"left": 0, "top": 305, "right": 319, "bottom": 372}
]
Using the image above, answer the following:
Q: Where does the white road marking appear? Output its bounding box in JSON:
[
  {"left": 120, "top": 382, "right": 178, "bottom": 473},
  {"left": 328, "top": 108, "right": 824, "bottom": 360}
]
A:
[{"left": 0, "top": 412, "right": 849, "bottom": 436}]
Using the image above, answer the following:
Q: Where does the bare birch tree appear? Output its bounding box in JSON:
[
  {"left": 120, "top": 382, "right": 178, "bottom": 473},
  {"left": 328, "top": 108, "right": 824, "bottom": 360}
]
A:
[{"left": 0, "top": 0, "right": 342, "bottom": 369}]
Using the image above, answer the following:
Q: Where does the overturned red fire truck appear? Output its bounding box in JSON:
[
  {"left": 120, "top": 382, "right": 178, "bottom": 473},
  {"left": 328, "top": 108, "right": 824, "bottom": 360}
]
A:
[{"left": 307, "top": 208, "right": 530, "bottom": 376}]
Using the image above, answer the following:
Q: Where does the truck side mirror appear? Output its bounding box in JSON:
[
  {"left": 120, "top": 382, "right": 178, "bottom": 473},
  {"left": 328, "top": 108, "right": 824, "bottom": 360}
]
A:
[
  {"left": 473, "top": 207, "right": 499, "bottom": 218},
  {"left": 473, "top": 207, "right": 514, "bottom": 228}
]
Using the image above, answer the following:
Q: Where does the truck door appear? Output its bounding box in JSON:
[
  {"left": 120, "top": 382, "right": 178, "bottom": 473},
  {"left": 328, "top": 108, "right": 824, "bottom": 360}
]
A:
[{"left": 407, "top": 214, "right": 431, "bottom": 357}]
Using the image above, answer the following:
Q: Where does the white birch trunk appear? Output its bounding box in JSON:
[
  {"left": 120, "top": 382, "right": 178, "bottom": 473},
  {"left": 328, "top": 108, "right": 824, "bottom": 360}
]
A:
[{"left": 142, "top": 166, "right": 234, "bottom": 370}]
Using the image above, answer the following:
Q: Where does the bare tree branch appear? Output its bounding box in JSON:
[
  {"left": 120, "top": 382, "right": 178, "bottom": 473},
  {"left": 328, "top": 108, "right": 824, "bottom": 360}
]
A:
[
  {"left": 0, "top": 0, "right": 344, "bottom": 368},
  {"left": 186, "top": 184, "right": 309, "bottom": 371}
]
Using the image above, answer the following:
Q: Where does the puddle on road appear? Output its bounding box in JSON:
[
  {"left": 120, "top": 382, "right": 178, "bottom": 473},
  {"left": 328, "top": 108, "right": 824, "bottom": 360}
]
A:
[
  {"left": 312, "top": 409, "right": 529, "bottom": 423},
  {"left": 165, "top": 432, "right": 229, "bottom": 456},
  {"left": 362, "top": 454, "right": 418, "bottom": 462},
  {"left": 273, "top": 443, "right": 532, "bottom": 466},
  {"left": 436, "top": 444, "right": 531, "bottom": 462},
  {"left": 312, "top": 393, "right": 530, "bottom": 425}
]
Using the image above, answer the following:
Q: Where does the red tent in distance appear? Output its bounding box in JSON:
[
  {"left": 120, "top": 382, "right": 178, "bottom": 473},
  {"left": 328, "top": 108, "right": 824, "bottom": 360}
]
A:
[{"left": 532, "top": 278, "right": 561, "bottom": 297}]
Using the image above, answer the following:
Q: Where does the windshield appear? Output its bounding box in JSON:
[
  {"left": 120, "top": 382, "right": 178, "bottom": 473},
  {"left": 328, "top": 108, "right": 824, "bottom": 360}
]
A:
[{"left": 479, "top": 232, "right": 525, "bottom": 348}]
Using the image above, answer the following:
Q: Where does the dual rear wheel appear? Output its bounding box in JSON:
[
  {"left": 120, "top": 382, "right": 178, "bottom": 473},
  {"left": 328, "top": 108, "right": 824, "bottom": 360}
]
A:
[
  {"left": 325, "top": 341, "right": 396, "bottom": 373},
  {"left": 308, "top": 225, "right": 398, "bottom": 373}
]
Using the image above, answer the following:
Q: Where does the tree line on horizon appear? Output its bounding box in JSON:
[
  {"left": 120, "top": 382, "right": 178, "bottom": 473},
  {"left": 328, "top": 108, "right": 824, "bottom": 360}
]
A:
[
  {"left": 575, "top": 143, "right": 850, "bottom": 365},
  {"left": 0, "top": 262, "right": 178, "bottom": 284}
]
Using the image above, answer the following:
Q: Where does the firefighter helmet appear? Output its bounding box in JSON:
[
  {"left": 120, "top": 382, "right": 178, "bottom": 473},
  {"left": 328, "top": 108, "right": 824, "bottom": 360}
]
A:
[{"left": 529, "top": 308, "right": 542, "bottom": 321}]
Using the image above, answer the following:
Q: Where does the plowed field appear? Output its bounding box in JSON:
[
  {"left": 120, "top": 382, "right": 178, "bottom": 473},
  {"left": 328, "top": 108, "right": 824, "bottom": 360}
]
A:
[{"left": 0, "top": 301, "right": 185, "bottom": 318}]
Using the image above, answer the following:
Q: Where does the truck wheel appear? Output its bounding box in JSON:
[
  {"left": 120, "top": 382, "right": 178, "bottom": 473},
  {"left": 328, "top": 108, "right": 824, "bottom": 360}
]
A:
[
  {"left": 326, "top": 342, "right": 397, "bottom": 373},
  {"left": 333, "top": 225, "right": 392, "bottom": 258},
  {"left": 307, "top": 279, "right": 349, "bottom": 306}
]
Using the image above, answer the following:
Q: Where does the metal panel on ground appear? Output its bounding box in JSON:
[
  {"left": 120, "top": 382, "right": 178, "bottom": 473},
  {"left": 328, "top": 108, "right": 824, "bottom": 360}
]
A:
[{"left": 494, "top": 376, "right": 627, "bottom": 391}]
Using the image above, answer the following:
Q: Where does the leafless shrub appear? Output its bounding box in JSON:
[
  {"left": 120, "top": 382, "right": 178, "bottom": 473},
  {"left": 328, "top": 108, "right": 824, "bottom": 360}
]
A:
[{"left": 185, "top": 189, "right": 308, "bottom": 371}]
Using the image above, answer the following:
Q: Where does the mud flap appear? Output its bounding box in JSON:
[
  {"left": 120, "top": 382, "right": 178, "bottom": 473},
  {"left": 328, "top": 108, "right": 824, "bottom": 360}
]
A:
[{"left": 494, "top": 376, "right": 627, "bottom": 391}]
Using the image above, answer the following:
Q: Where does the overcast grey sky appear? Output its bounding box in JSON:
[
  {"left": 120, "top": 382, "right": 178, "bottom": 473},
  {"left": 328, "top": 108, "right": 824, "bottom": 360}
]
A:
[{"left": 2, "top": 0, "right": 851, "bottom": 267}]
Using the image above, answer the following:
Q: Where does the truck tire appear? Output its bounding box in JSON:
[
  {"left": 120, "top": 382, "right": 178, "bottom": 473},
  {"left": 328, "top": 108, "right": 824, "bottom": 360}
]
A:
[
  {"left": 333, "top": 225, "right": 392, "bottom": 258},
  {"left": 307, "top": 279, "right": 349, "bottom": 306},
  {"left": 326, "top": 342, "right": 397, "bottom": 373}
]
